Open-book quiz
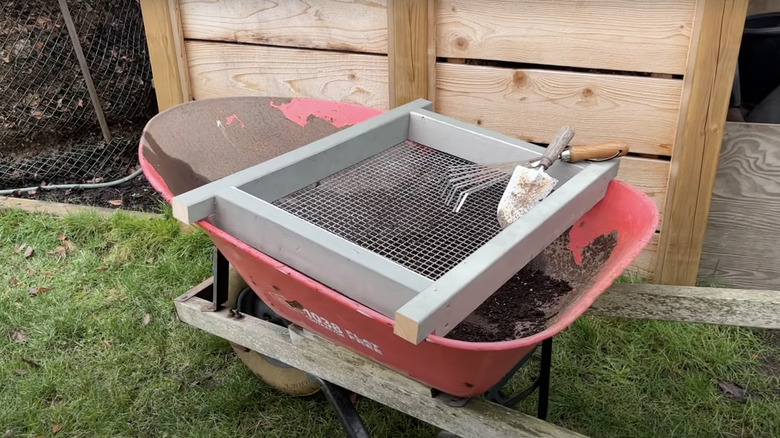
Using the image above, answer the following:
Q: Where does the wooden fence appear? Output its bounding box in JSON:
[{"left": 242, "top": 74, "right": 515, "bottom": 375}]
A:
[{"left": 139, "top": 0, "right": 749, "bottom": 285}]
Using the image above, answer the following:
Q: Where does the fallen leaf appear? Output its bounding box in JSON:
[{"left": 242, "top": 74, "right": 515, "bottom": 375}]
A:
[
  {"left": 28, "top": 287, "right": 38, "bottom": 297},
  {"left": 142, "top": 314, "right": 152, "bottom": 326},
  {"left": 145, "top": 257, "right": 155, "bottom": 264},
  {"left": 108, "top": 199, "right": 123, "bottom": 206},
  {"left": 14, "top": 244, "right": 26, "bottom": 254},
  {"left": 9, "top": 277, "right": 19, "bottom": 286},
  {"left": 97, "top": 266, "right": 108, "bottom": 273},
  {"left": 27, "top": 190, "right": 37, "bottom": 196},
  {"left": 15, "top": 369, "right": 28, "bottom": 377},
  {"left": 57, "top": 233, "right": 66, "bottom": 241},
  {"left": 24, "top": 246, "right": 34, "bottom": 258},
  {"left": 52, "top": 424, "right": 62, "bottom": 434},
  {"left": 22, "top": 358, "right": 40, "bottom": 367},
  {"left": 10, "top": 329, "right": 28, "bottom": 343},
  {"left": 718, "top": 380, "right": 748, "bottom": 403},
  {"left": 27, "top": 268, "right": 36, "bottom": 275},
  {"left": 41, "top": 271, "right": 54, "bottom": 276},
  {"left": 102, "top": 340, "right": 112, "bottom": 348},
  {"left": 64, "top": 240, "right": 75, "bottom": 251},
  {"left": 47, "top": 246, "right": 67, "bottom": 258}
]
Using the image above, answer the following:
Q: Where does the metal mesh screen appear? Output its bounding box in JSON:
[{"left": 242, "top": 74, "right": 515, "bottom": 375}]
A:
[
  {"left": 273, "top": 140, "right": 505, "bottom": 280},
  {"left": 0, "top": 0, "right": 153, "bottom": 189}
]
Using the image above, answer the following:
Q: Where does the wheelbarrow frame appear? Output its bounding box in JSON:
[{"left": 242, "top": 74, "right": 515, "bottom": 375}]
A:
[{"left": 173, "top": 267, "right": 780, "bottom": 438}]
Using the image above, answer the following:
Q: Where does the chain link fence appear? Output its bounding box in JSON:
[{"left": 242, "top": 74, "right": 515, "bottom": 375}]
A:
[{"left": 0, "top": 0, "right": 154, "bottom": 190}]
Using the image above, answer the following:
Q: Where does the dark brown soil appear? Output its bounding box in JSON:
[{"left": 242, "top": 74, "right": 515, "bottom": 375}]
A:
[
  {"left": 10, "top": 173, "right": 163, "bottom": 213},
  {"left": 445, "top": 265, "right": 573, "bottom": 343}
]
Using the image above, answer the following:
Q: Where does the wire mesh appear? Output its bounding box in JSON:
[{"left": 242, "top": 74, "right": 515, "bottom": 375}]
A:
[
  {"left": 0, "top": 0, "right": 153, "bottom": 189},
  {"left": 273, "top": 140, "right": 506, "bottom": 280}
]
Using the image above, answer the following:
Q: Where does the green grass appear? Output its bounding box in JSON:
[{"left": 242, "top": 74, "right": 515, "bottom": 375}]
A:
[{"left": 1, "top": 208, "right": 778, "bottom": 437}]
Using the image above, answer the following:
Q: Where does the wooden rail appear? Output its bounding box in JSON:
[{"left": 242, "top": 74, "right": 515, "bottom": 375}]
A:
[
  {"left": 139, "top": 0, "right": 752, "bottom": 283},
  {"left": 174, "top": 278, "right": 780, "bottom": 438}
]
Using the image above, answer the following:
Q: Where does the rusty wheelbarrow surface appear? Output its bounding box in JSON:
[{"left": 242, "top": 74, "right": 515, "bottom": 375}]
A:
[{"left": 139, "top": 96, "right": 658, "bottom": 398}]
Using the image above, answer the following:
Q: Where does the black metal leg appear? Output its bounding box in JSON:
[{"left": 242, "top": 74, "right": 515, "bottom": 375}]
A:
[
  {"left": 212, "top": 249, "right": 230, "bottom": 311},
  {"left": 318, "top": 379, "right": 371, "bottom": 438},
  {"left": 483, "top": 336, "right": 553, "bottom": 421},
  {"left": 537, "top": 337, "right": 553, "bottom": 420}
]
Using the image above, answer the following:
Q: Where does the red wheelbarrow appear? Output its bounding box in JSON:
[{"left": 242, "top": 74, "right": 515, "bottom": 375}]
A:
[{"left": 139, "top": 96, "right": 658, "bottom": 404}]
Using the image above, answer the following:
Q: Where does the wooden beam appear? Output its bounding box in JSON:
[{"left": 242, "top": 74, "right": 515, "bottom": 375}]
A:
[
  {"left": 587, "top": 283, "right": 780, "bottom": 329},
  {"left": 388, "top": 0, "right": 432, "bottom": 107},
  {"left": 174, "top": 289, "right": 588, "bottom": 438},
  {"left": 139, "top": 0, "right": 192, "bottom": 112},
  {"left": 0, "top": 196, "right": 160, "bottom": 219},
  {"left": 654, "top": 0, "right": 749, "bottom": 285}
]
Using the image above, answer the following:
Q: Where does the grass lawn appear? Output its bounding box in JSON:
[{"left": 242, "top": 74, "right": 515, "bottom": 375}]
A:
[{"left": 1, "top": 207, "right": 779, "bottom": 437}]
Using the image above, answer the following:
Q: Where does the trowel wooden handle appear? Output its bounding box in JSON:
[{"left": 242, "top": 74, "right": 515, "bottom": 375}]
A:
[{"left": 563, "top": 142, "right": 628, "bottom": 163}]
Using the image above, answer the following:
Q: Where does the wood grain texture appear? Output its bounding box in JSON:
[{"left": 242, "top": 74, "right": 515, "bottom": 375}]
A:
[
  {"left": 627, "top": 233, "right": 660, "bottom": 277},
  {"left": 435, "top": 62, "right": 682, "bottom": 156},
  {"left": 617, "top": 157, "right": 669, "bottom": 223},
  {"left": 186, "top": 41, "right": 389, "bottom": 109},
  {"left": 699, "top": 123, "right": 780, "bottom": 289},
  {"left": 0, "top": 196, "right": 160, "bottom": 219},
  {"left": 179, "top": 0, "right": 388, "bottom": 54},
  {"left": 139, "top": 0, "right": 192, "bottom": 111},
  {"left": 436, "top": 0, "right": 696, "bottom": 75},
  {"left": 655, "top": 0, "right": 750, "bottom": 285},
  {"left": 587, "top": 283, "right": 780, "bottom": 329},
  {"left": 387, "top": 0, "right": 431, "bottom": 107},
  {"left": 175, "top": 291, "right": 589, "bottom": 438},
  {"left": 748, "top": 0, "right": 780, "bottom": 15}
]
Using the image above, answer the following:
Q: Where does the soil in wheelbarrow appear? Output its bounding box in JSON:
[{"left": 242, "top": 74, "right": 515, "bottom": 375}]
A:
[{"left": 445, "top": 265, "right": 573, "bottom": 343}]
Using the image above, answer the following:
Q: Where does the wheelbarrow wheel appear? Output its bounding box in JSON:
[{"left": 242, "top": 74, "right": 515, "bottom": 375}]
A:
[{"left": 227, "top": 266, "right": 321, "bottom": 397}]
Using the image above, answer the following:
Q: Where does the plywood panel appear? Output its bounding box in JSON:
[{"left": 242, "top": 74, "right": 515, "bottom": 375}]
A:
[
  {"left": 617, "top": 157, "right": 670, "bottom": 224},
  {"left": 186, "top": 41, "right": 389, "bottom": 109},
  {"left": 179, "top": 0, "right": 388, "bottom": 54},
  {"left": 436, "top": 0, "right": 696, "bottom": 75},
  {"left": 435, "top": 62, "right": 682, "bottom": 156},
  {"left": 699, "top": 122, "right": 780, "bottom": 289}
]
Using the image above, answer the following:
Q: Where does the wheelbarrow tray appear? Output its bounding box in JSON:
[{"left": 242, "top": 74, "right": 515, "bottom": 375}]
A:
[{"left": 139, "top": 96, "right": 658, "bottom": 398}]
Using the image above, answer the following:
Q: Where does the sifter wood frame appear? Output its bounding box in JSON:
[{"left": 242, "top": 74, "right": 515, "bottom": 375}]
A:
[{"left": 169, "top": 98, "right": 619, "bottom": 343}]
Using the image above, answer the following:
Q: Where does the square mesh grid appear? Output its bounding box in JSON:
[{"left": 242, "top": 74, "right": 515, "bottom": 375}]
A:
[{"left": 272, "top": 140, "right": 507, "bottom": 280}]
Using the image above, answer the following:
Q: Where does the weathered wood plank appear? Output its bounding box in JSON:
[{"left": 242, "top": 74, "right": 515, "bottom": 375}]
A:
[
  {"left": 139, "top": 0, "right": 192, "bottom": 111},
  {"left": 748, "top": 0, "right": 780, "bottom": 15},
  {"left": 655, "top": 0, "right": 749, "bottom": 285},
  {"left": 387, "top": 0, "right": 431, "bottom": 107},
  {"left": 179, "top": 0, "right": 388, "bottom": 54},
  {"left": 699, "top": 122, "right": 780, "bottom": 289},
  {"left": 174, "top": 292, "right": 588, "bottom": 438},
  {"left": 588, "top": 283, "right": 780, "bottom": 329},
  {"left": 435, "top": 63, "right": 683, "bottom": 156},
  {"left": 186, "top": 41, "right": 389, "bottom": 109},
  {"left": 617, "top": 157, "right": 669, "bottom": 225},
  {"left": 436, "top": 0, "right": 696, "bottom": 75}
]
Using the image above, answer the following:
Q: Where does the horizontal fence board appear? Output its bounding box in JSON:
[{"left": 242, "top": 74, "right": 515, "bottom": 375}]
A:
[
  {"left": 186, "top": 41, "right": 389, "bottom": 109},
  {"left": 617, "top": 157, "right": 670, "bottom": 225},
  {"left": 627, "top": 233, "right": 659, "bottom": 278},
  {"left": 699, "top": 122, "right": 780, "bottom": 289},
  {"left": 435, "top": 62, "right": 682, "bottom": 156},
  {"left": 436, "top": 0, "right": 696, "bottom": 75},
  {"left": 179, "top": 0, "right": 388, "bottom": 54}
]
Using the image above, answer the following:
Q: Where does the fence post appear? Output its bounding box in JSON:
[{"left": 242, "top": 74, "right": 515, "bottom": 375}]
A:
[
  {"left": 387, "top": 0, "right": 435, "bottom": 108},
  {"left": 139, "top": 0, "right": 191, "bottom": 112},
  {"left": 654, "top": 0, "right": 749, "bottom": 285}
]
